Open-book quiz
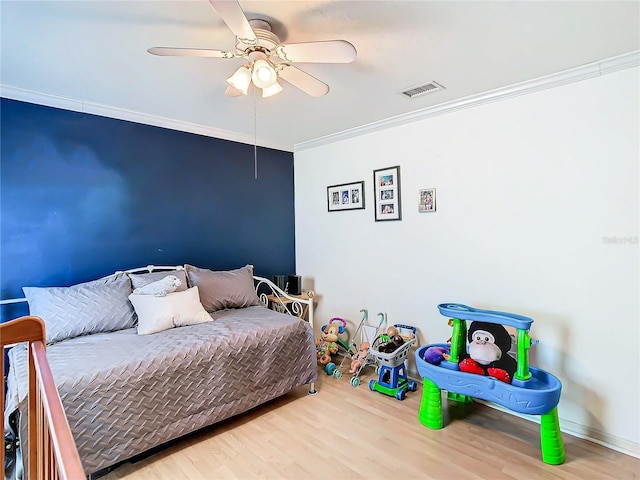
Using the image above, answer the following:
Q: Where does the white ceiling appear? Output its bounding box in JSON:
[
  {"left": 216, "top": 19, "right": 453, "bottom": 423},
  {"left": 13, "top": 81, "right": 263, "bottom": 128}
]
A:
[{"left": 1, "top": 1, "right": 639, "bottom": 152}]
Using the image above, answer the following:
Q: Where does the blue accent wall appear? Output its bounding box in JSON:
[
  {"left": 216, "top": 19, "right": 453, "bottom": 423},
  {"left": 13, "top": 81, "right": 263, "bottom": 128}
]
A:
[{"left": 0, "top": 98, "right": 296, "bottom": 321}]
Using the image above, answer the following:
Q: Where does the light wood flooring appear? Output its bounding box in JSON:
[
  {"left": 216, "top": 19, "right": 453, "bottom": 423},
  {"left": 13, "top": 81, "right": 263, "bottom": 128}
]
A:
[{"left": 101, "top": 368, "right": 639, "bottom": 479}]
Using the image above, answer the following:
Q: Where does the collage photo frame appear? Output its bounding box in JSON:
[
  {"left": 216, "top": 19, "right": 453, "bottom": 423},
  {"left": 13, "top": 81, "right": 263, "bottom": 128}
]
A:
[
  {"left": 327, "top": 181, "right": 365, "bottom": 212},
  {"left": 373, "top": 165, "right": 402, "bottom": 221}
]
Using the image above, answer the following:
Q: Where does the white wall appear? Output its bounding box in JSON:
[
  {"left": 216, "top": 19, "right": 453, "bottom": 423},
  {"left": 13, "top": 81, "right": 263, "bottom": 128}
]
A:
[{"left": 294, "top": 67, "right": 639, "bottom": 455}]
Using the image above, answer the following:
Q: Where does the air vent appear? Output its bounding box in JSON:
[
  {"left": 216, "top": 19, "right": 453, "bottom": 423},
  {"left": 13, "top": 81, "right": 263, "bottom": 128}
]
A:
[{"left": 401, "top": 81, "right": 445, "bottom": 98}]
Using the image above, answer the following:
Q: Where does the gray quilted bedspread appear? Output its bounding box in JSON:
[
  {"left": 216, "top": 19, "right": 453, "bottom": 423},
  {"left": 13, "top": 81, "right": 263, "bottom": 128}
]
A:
[{"left": 5, "top": 306, "right": 317, "bottom": 475}]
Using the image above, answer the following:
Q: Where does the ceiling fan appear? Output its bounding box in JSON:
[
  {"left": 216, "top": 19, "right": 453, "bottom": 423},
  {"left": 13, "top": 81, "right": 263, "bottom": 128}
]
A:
[{"left": 148, "top": 0, "right": 357, "bottom": 98}]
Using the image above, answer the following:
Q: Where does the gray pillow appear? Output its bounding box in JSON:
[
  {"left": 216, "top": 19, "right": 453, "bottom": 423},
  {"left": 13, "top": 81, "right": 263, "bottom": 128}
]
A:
[
  {"left": 23, "top": 272, "right": 136, "bottom": 344},
  {"left": 128, "top": 269, "right": 188, "bottom": 293},
  {"left": 184, "top": 264, "right": 261, "bottom": 312}
]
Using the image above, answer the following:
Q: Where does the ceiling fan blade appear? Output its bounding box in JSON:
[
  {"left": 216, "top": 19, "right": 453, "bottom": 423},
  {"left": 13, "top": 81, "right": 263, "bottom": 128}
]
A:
[
  {"left": 275, "top": 40, "right": 357, "bottom": 64},
  {"left": 209, "top": 0, "right": 257, "bottom": 45},
  {"left": 278, "top": 65, "right": 329, "bottom": 97},
  {"left": 148, "top": 47, "right": 236, "bottom": 58}
]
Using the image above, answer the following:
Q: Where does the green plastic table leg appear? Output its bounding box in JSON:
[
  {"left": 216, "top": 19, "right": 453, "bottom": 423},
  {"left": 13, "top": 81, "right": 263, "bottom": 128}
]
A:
[
  {"left": 514, "top": 328, "right": 532, "bottom": 381},
  {"left": 448, "top": 318, "right": 466, "bottom": 364},
  {"left": 419, "top": 378, "right": 443, "bottom": 429},
  {"left": 540, "top": 407, "right": 565, "bottom": 465}
]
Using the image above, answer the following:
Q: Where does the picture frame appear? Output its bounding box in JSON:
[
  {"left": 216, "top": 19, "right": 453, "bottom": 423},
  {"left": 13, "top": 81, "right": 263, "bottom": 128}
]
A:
[
  {"left": 419, "top": 188, "right": 436, "bottom": 213},
  {"left": 373, "top": 165, "right": 402, "bottom": 221},
  {"left": 327, "top": 181, "right": 365, "bottom": 212}
]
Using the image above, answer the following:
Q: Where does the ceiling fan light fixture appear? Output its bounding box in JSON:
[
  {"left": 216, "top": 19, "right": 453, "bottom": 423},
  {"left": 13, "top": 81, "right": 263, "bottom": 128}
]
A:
[
  {"left": 261, "top": 81, "right": 283, "bottom": 98},
  {"left": 227, "top": 65, "right": 252, "bottom": 95},
  {"left": 148, "top": 2, "right": 357, "bottom": 100},
  {"left": 251, "top": 59, "right": 277, "bottom": 88},
  {"left": 224, "top": 85, "right": 244, "bottom": 97}
]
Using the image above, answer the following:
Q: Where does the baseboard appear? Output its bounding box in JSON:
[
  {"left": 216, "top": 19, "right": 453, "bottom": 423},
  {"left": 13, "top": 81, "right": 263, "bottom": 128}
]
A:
[
  {"left": 407, "top": 372, "right": 640, "bottom": 459},
  {"left": 474, "top": 399, "right": 640, "bottom": 459}
]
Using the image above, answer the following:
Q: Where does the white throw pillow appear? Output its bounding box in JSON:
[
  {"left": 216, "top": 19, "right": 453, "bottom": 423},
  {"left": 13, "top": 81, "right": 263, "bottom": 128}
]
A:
[{"left": 129, "top": 286, "right": 212, "bottom": 335}]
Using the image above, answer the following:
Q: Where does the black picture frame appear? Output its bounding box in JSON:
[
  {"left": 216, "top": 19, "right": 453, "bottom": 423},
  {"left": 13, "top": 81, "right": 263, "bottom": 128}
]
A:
[
  {"left": 373, "top": 165, "right": 402, "bottom": 221},
  {"left": 327, "top": 181, "right": 365, "bottom": 212}
]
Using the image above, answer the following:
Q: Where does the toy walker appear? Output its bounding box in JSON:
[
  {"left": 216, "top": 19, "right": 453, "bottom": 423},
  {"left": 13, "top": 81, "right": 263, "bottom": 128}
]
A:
[
  {"left": 369, "top": 324, "right": 418, "bottom": 401},
  {"left": 317, "top": 317, "right": 351, "bottom": 375},
  {"left": 415, "top": 303, "right": 565, "bottom": 465}
]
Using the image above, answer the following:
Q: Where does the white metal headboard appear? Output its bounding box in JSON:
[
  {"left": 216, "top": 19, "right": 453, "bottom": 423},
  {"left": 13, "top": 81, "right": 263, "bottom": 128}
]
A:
[
  {"left": 0, "top": 265, "right": 315, "bottom": 330},
  {"left": 116, "top": 265, "right": 185, "bottom": 275},
  {"left": 0, "top": 265, "right": 185, "bottom": 306}
]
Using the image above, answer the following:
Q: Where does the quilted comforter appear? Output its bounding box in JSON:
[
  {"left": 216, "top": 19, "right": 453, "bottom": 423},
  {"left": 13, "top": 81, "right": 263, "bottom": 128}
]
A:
[{"left": 5, "top": 306, "right": 317, "bottom": 475}]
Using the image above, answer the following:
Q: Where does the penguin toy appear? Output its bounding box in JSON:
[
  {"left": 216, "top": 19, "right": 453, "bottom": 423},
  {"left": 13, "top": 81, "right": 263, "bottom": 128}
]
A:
[{"left": 459, "top": 321, "right": 517, "bottom": 383}]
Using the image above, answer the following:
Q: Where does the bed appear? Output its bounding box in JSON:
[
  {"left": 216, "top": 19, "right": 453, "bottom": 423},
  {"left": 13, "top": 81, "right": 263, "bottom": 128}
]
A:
[{"left": 2, "top": 264, "right": 317, "bottom": 478}]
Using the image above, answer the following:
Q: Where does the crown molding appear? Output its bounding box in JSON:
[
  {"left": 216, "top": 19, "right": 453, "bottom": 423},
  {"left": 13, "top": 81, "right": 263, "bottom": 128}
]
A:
[
  {"left": 0, "top": 86, "right": 292, "bottom": 152},
  {"left": 2, "top": 50, "right": 636, "bottom": 155},
  {"left": 294, "top": 50, "right": 640, "bottom": 152}
]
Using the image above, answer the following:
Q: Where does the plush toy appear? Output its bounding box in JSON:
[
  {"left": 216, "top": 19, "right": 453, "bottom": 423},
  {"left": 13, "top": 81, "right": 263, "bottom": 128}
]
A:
[
  {"left": 376, "top": 326, "right": 405, "bottom": 353},
  {"left": 133, "top": 275, "right": 182, "bottom": 297},
  {"left": 423, "top": 345, "right": 450, "bottom": 365},
  {"left": 459, "top": 321, "right": 517, "bottom": 383},
  {"left": 349, "top": 341, "right": 370, "bottom": 374},
  {"left": 315, "top": 318, "right": 346, "bottom": 366},
  {"left": 378, "top": 334, "right": 405, "bottom": 353}
]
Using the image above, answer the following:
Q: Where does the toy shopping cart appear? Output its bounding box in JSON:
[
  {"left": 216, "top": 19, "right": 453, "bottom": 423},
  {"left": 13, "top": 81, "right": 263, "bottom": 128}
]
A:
[
  {"left": 369, "top": 324, "right": 418, "bottom": 400},
  {"left": 332, "top": 310, "right": 386, "bottom": 387}
]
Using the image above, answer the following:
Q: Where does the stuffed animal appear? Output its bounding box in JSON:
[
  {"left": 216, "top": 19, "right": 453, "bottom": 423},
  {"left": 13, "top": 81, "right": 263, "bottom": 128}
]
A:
[
  {"left": 315, "top": 318, "right": 346, "bottom": 366},
  {"left": 459, "top": 321, "right": 517, "bottom": 383},
  {"left": 423, "top": 345, "right": 450, "bottom": 365},
  {"left": 349, "top": 341, "right": 370, "bottom": 374},
  {"left": 378, "top": 334, "right": 405, "bottom": 353},
  {"left": 133, "top": 275, "right": 182, "bottom": 297}
]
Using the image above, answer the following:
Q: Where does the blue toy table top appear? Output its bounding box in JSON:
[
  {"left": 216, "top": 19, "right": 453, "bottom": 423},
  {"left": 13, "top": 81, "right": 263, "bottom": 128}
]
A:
[
  {"left": 416, "top": 345, "right": 561, "bottom": 415},
  {"left": 438, "top": 303, "right": 534, "bottom": 330}
]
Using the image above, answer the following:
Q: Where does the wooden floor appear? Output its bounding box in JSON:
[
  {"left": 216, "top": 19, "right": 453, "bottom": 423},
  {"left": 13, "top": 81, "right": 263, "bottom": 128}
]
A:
[{"left": 102, "top": 368, "right": 639, "bottom": 480}]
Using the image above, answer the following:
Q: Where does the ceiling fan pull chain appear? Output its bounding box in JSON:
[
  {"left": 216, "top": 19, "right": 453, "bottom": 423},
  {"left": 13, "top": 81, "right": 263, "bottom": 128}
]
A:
[{"left": 254, "top": 85, "right": 258, "bottom": 180}]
